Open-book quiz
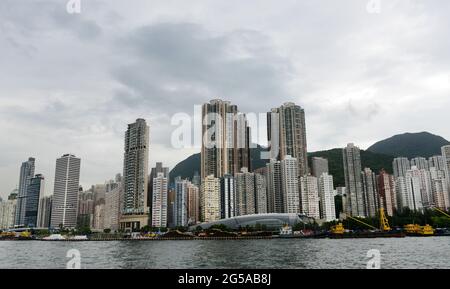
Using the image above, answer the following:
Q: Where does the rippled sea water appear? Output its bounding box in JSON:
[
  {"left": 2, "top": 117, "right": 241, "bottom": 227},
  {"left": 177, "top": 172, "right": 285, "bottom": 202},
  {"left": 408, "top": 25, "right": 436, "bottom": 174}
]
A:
[{"left": 1, "top": 237, "right": 449, "bottom": 269}]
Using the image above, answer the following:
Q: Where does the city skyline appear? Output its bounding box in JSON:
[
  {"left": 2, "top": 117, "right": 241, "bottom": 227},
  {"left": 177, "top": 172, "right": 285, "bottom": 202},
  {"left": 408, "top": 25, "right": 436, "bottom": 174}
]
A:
[{"left": 2, "top": 0, "right": 450, "bottom": 198}]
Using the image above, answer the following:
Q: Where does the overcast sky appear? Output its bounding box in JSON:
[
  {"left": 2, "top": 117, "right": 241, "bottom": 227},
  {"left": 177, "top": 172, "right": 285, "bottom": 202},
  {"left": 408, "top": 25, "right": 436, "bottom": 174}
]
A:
[{"left": 1, "top": 0, "right": 449, "bottom": 198}]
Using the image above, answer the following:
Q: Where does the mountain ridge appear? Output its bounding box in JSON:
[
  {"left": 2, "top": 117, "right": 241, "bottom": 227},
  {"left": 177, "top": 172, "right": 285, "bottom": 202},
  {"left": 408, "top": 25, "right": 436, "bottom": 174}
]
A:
[{"left": 367, "top": 132, "right": 449, "bottom": 159}]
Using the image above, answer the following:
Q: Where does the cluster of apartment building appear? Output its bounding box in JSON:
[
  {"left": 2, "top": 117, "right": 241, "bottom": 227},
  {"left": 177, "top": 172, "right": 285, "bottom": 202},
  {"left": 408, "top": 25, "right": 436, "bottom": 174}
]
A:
[{"left": 340, "top": 144, "right": 450, "bottom": 218}]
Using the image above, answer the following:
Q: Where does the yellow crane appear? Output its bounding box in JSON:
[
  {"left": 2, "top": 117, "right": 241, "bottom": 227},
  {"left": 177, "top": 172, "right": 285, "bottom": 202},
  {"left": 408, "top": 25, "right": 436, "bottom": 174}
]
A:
[
  {"left": 379, "top": 208, "right": 391, "bottom": 232},
  {"left": 338, "top": 208, "right": 391, "bottom": 232}
]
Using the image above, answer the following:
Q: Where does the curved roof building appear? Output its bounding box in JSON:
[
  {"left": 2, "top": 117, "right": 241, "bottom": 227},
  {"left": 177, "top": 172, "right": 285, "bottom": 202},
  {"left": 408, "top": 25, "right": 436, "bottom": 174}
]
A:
[{"left": 190, "top": 213, "right": 313, "bottom": 231}]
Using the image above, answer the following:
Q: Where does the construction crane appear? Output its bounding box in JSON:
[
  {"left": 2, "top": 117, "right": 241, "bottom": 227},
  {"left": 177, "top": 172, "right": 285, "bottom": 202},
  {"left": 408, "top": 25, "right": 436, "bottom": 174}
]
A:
[
  {"left": 379, "top": 208, "right": 391, "bottom": 231},
  {"left": 344, "top": 208, "right": 391, "bottom": 232},
  {"left": 434, "top": 207, "right": 450, "bottom": 219}
]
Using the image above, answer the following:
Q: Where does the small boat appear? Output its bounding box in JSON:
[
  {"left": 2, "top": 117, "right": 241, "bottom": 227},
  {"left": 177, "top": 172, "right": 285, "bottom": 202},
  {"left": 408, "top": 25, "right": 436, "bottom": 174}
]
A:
[
  {"left": 43, "top": 234, "right": 66, "bottom": 240},
  {"left": 403, "top": 224, "right": 435, "bottom": 236},
  {"left": 70, "top": 235, "right": 88, "bottom": 240}
]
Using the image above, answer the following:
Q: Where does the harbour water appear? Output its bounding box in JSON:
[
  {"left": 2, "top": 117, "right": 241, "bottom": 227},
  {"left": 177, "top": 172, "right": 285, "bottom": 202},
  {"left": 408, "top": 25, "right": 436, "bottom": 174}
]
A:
[{"left": 1, "top": 237, "right": 449, "bottom": 269}]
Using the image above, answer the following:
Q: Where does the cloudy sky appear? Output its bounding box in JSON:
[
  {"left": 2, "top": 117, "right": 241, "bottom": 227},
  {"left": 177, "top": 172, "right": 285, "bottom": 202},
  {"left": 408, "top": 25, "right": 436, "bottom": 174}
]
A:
[{"left": 1, "top": 0, "right": 449, "bottom": 198}]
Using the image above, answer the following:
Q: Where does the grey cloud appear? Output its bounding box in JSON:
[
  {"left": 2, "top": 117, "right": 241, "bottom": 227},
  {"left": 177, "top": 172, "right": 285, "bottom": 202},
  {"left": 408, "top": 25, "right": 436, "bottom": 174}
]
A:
[{"left": 110, "top": 22, "right": 294, "bottom": 114}]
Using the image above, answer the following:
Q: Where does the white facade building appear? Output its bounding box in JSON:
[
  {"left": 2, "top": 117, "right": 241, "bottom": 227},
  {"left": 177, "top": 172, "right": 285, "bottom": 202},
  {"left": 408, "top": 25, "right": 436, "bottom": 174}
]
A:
[
  {"left": 50, "top": 154, "right": 81, "bottom": 229},
  {"left": 151, "top": 172, "right": 168, "bottom": 228},
  {"left": 201, "top": 175, "right": 220, "bottom": 223},
  {"left": 300, "top": 175, "right": 320, "bottom": 219},
  {"left": 318, "top": 173, "right": 336, "bottom": 222},
  {"left": 281, "top": 156, "right": 300, "bottom": 214}
]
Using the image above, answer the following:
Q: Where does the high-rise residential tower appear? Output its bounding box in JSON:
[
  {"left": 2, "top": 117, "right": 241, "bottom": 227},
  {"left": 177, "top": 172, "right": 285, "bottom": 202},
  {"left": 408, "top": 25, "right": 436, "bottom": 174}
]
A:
[
  {"left": 174, "top": 177, "right": 189, "bottom": 227},
  {"left": 377, "top": 170, "right": 396, "bottom": 216},
  {"left": 300, "top": 175, "right": 320, "bottom": 219},
  {"left": 151, "top": 172, "right": 168, "bottom": 228},
  {"left": 50, "top": 154, "right": 81, "bottom": 229},
  {"left": 254, "top": 172, "right": 268, "bottom": 214},
  {"left": 343, "top": 144, "right": 365, "bottom": 217},
  {"left": 411, "top": 157, "right": 429, "bottom": 171},
  {"left": 268, "top": 103, "right": 308, "bottom": 177},
  {"left": 0, "top": 191, "right": 18, "bottom": 230},
  {"left": 361, "top": 168, "right": 379, "bottom": 218},
  {"left": 281, "top": 156, "right": 300, "bottom": 214},
  {"left": 201, "top": 99, "right": 250, "bottom": 180},
  {"left": 15, "top": 157, "right": 35, "bottom": 227},
  {"left": 235, "top": 168, "right": 255, "bottom": 216},
  {"left": 429, "top": 155, "right": 446, "bottom": 171},
  {"left": 393, "top": 157, "right": 411, "bottom": 179},
  {"left": 148, "top": 162, "right": 169, "bottom": 222},
  {"left": 266, "top": 159, "right": 283, "bottom": 213},
  {"left": 318, "top": 173, "right": 336, "bottom": 222},
  {"left": 120, "top": 118, "right": 150, "bottom": 231},
  {"left": 403, "top": 166, "right": 425, "bottom": 211},
  {"left": 104, "top": 175, "right": 122, "bottom": 232},
  {"left": 187, "top": 183, "right": 200, "bottom": 225},
  {"left": 200, "top": 175, "right": 220, "bottom": 222}
]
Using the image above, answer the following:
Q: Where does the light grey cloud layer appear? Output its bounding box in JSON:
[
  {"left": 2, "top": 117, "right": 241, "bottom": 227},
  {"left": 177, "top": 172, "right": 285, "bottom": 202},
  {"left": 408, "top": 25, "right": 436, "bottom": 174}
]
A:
[{"left": 1, "top": 0, "right": 449, "bottom": 198}]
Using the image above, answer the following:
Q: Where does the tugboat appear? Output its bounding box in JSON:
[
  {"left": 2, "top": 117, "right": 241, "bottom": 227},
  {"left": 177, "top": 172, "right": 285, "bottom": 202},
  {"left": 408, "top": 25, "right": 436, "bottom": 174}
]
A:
[{"left": 403, "top": 224, "right": 435, "bottom": 236}]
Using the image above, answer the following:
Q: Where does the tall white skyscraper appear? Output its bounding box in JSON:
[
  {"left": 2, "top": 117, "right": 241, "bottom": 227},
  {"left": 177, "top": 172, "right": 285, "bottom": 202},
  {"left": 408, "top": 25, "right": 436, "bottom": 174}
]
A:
[
  {"left": 396, "top": 177, "right": 410, "bottom": 210},
  {"left": 50, "top": 154, "right": 81, "bottom": 229},
  {"left": 15, "top": 157, "right": 35, "bottom": 227},
  {"left": 403, "top": 166, "right": 425, "bottom": 211},
  {"left": 281, "top": 155, "right": 300, "bottom": 214},
  {"left": 121, "top": 118, "right": 150, "bottom": 231},
  {"left": 343, "top": 144, "right": 365, "bottom": 217},
  {"left": 151, "top": 172, "right": 168, "bottom": 228},
  {"left": 148, "top": 162, "right": 169, "bottom": 223},
  {"left": 318, "top": 173, "right": 336, "bottom": 222},
  {"left": 300, "top": 175, "right": 320, "bottom": 219}
]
